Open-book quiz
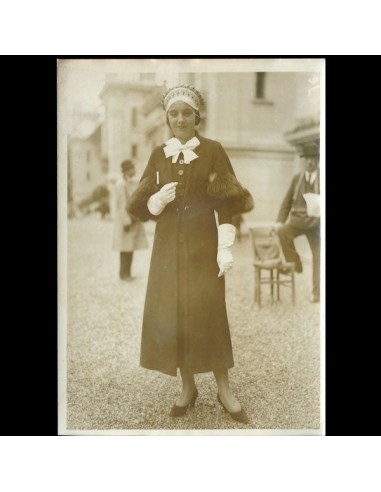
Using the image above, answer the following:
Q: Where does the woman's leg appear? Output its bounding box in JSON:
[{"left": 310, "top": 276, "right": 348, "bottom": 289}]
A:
[
  {"left": 214, "top": 369, "right": 241, "bottom": 413},
  {"left": 175, "top": 367, "right": 197, "bottom": 406}
]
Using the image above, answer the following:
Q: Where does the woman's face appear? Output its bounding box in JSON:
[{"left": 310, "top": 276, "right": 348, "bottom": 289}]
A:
[{"left": 167, "top": 101, "right": 196, "bottom": 143}]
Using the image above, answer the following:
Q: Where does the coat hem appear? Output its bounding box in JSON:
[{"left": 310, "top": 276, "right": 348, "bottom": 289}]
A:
[{"left": 140, "top": 362, "right": 234, "bottom": 377}]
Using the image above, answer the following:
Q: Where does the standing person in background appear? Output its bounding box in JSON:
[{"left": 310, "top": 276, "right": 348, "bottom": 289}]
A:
[
  {"left": 274, "top": 141, "right": 320, "bottom": 303},
  {"left": 112, "top": 160, "right": 148, "bottom": 281},
  {"left": 128, "top": 85, "right": 254, "bottom": 424}
]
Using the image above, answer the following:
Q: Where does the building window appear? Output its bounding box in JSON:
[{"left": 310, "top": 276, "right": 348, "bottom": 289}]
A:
[
  {"left": 86, "top": 171, "right": 91, "bottom": 181},
  {"left": 255, "top": 72, "right": 266, "bottom": 99},
  {"left": 132, "top": 144, "right": 138, "bottom": 157},
  {"left": 132, "top": 108, "right": 137, "bottom": 127}
]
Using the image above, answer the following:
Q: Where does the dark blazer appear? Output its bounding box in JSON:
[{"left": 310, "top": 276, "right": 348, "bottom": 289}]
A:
[
  {"left": 127, "top": 134, "right": 254, "bottom": 376},
  {"left": 277, "top": 172, "right": 320, "bottom": 229}
]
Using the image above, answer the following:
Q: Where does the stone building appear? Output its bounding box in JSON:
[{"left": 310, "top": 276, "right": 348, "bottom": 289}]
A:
[
  {"left": 67, "top": 111, "right": 105, "bottom": 206},
  {"left": 68, "top": 71, "right": 320, "bottom": 223},
  {"left": 283, "top": 72, "right": 320, "bottom": 154}
]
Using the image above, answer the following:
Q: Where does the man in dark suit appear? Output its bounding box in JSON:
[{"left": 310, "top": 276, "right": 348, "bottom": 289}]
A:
[{"left": 275, "top": 141, "right": 320, "bottom": 303}]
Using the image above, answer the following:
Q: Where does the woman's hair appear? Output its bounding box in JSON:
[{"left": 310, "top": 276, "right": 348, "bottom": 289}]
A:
[{"left": 166, "top": 109, "right": 201, "bottom": 127}]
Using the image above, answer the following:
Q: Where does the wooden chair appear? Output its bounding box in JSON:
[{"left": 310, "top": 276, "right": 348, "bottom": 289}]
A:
[{"left": 249, "top": 226, "right": 295, "bottom": 307}]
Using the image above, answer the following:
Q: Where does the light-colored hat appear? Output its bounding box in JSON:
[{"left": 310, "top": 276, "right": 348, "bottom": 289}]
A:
[{"left": 162, "top": 85, "right": 204, "bottom": 112}]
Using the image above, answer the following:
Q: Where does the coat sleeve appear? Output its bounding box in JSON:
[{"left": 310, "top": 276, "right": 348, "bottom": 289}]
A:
[
  {"left": 207, "top": 141, "right": 254, "bottom": 222},
  {"left": 127, "top": 149, "right": 161, "bottom": 222},
  {"left": 115, "top": 182, "right": 132, "bottom": 226},
  {"left": 276, "top": 174, "right": 299, "bottom": 223}
]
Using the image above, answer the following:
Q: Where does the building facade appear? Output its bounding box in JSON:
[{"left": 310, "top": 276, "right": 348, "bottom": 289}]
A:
[
  {"left": 68, "top": 117, "right": 105, "bottom": 206},
  {"left": 68, "top": 71, "right": 320, "bottom": 222}
]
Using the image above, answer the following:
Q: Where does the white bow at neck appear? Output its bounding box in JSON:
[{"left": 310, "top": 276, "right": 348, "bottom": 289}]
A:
[{"left": 163, "top": 136, "right": 200, "bottom": 164}]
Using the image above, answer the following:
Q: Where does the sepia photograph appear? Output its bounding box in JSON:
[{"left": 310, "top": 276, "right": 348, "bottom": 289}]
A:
[{"left": 58, "top": 58, "right": 324, "bottom": 435}]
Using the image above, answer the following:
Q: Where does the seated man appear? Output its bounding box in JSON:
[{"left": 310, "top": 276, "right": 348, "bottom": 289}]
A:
[{"left": 275, "top": 141, "right": 320, "bottom": 303}]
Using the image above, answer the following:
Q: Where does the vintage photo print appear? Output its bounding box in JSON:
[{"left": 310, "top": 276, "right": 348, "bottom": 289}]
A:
[{"left": 58, "top": 58, "right": 325, "bottom": 435}]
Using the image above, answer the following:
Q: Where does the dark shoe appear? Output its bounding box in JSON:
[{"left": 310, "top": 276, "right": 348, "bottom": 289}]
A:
[
  {"left": 295, "top": 262, "right": 303, "bottom": 273},
  {"left": 169, "top": 388, "right": 198, "bottom": 417},
  {"left": 217, "top": 394, "right": 249, "bottom": 424}
]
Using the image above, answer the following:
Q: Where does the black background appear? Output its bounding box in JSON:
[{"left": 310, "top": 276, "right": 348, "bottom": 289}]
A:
[{"left": 1, "top": 55, "right": 376, "bottom": 437}]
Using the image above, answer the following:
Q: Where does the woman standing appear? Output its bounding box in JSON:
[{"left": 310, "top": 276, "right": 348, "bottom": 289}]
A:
[
  {"left": 112, "top": 160, "right": 148, "bottom": 281},
  {"left": 128, "top": 85, "right": 254, "bottom": 423}
]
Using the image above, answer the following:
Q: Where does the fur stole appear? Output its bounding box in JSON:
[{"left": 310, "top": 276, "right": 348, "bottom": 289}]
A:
[
  {"left": 207, "top": 172, "right": 254, "bottom": 215},
  {"left": 127, "top": 175, "right": 160, "bottom": 222}
]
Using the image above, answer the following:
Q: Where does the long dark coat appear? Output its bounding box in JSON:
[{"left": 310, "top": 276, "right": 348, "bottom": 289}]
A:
[{"left": 127, "top": 134, "right": 254, "bottom": 376}]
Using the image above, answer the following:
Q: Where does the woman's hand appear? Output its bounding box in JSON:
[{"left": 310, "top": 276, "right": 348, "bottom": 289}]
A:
[
  {"left": 147, "top": 182, "right": 178, "bottom": 216},
  {"left": 217, "top": 249, "right": 233, "bottom": 277},
  {"left": 157, "top": 182, "right": 178, "bottom": 205}
]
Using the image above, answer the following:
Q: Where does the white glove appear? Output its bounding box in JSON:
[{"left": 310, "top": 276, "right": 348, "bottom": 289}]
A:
[
  {"left": 147, "top": 182, "right": 178, "bottom": 216},
  {"left": 217, "top": 223, "right": 236, "bottom": 277}
]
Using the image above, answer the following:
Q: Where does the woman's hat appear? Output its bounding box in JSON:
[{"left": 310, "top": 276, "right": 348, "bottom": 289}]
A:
[
  {"left": 121, "top": 160, "right": 134, "bottom": 172},
  {"left": 162, "top": 85, "right": 204, "bottom": 112}
]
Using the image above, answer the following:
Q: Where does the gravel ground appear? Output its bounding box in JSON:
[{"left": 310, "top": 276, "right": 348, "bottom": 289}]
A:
[{"left": 64, "top": 216, "right": 321, "bottom": 434}]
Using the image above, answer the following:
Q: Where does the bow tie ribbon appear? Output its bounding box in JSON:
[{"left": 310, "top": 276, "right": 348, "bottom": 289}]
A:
[{"left": 163, "top": 136, "right": 200, "bottom": 164}]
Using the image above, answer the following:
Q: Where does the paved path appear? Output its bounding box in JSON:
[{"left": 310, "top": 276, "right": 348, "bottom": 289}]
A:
[{"left": 64, "top": 216, "right": 321, "bottom": 433}]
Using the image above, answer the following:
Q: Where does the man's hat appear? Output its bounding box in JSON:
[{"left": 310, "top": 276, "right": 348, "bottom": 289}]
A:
[
  {"left": 121, "top": 160, "right": 134, "bottom": 172},
  {"left": 298, "top": 141, "right": 320, "bottom": 157}
]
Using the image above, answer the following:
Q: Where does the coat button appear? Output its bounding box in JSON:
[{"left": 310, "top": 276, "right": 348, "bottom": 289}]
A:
[
  {"left": 179, "top": 159, "right": 184, "bottom": 165},
  {"left": 178, "top": 169, "right": 184, "bottom": 176}
]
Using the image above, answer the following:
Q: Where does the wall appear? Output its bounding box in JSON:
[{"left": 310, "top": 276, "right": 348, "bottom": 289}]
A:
[
  {"left": 227, "top": 149, "right": 295, "bottom": 224},
  {"left": 68, "top": 131, "right": 103, "bottom": 203},
  {"left": 212, "top": 72, "right": 298, "bottom": 148}
]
